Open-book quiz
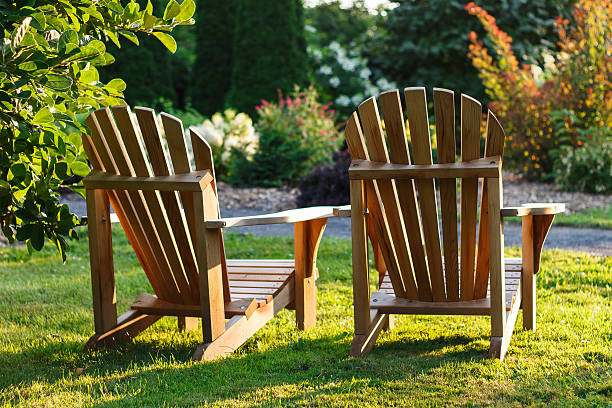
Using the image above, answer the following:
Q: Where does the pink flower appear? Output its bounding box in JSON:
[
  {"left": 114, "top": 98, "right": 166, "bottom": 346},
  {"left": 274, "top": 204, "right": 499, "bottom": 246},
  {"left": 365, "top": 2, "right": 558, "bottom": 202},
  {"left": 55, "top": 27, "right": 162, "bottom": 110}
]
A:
[
  {"left": 255, "top": 105, "right": 260, "bottom": 111},
  {"left": 329, "top": 109, "right": 335, "bottom": 114},
  {"left": 260, "top": 99, "right": 269, "bottom": 106},
  {"left": 286, "top": 97, "right": 292, "bottom": 106},
  {"left": 320, "top": 129, "right": 328, "bottom": 135}
]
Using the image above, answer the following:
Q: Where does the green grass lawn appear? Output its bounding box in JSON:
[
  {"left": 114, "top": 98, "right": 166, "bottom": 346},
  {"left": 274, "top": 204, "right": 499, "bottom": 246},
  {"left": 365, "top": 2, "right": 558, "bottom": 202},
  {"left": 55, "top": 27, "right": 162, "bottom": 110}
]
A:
[{"left": 0, "top": 228, "right": 610, "bottom": 407}]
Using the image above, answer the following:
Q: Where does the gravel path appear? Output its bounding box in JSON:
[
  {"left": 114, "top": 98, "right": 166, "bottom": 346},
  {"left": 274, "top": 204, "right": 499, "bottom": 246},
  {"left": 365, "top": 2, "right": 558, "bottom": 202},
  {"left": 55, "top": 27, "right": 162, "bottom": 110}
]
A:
[{"left": 2, "top": 176, "right": 609, "bottom": 257}]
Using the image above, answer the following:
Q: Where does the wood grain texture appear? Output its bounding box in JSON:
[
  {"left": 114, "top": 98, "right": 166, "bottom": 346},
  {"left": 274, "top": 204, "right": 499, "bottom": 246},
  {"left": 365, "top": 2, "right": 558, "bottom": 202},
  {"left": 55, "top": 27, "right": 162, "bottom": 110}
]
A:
[
  {"left": 206, "top": 206, "right": 336, "bottom": 228},
  {"left": 474, "top": 110, "right": 506, "bottom": 299},
  {"left": 358, "top": 97, "right": 418, "bottom": 299},
  {"left": 86, "top": 112, "right": 177, "bottom": 302},
  {"left": 294, "top": 218, "right": 327, "bottom": 330},
  {"left": 404, "top": 87, "right": 444, "bottom": 301},
  {"left": 86, "top": 188, "right": 117, "bottom": 333},
  {"left": 433, "top": 88, "right": 459, "bottom": 301},
  {"left": 160, "top": 113, "right": 197, "bottom": 245},
  {"left": 379, "top": 90, "right": 431, "bottom": 301},
  {"left": 487, "top": 176, "right": 505, "bottom": 337},
  {"left": 350, "top": 179, "right": 371, "bottom": 334},
  {"left": 190, "top": 129, "right": 230, "bottom": 303},
  {"left": 521, "top": 215, "right": 536, "bottom": 331},
  {"left": 345, "top": 113, "right": 406, "bottom": 298},
  {"left": 135, "top": 107, "right": 199, "bottom": 303},
  {"left": 459, "top": 94, "right": 482, "bottom": 301}
]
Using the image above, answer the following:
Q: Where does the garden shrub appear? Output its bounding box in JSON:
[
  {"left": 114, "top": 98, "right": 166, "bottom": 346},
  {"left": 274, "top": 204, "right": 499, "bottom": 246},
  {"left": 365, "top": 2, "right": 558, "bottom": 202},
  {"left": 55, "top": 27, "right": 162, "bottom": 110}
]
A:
[
  {"left": 467, "top": 0, "right": 611, "bottom": 180},
  {"left": 189, "top": 0, "right": 236, "bottom": 116},
  {"left": 190, "top": 109, "right": 258, "bottom": 180},
  {"left": 552, "top": 130, "right": 612, "bottom": 194},
  {"left": 0, "top": 0, "right": 193, "bottom": 259},
  {"left": 226, "top": 0, "right": 308, "bottom": 116},
  {"left": 228, "top": 86, "right": 340, "bottom": 187},
  {"left": 379, "top": 0, "right": 575, "bottom": 105},
  {"left": 297, "top": 148, "right": 350, "bottom": 207}
]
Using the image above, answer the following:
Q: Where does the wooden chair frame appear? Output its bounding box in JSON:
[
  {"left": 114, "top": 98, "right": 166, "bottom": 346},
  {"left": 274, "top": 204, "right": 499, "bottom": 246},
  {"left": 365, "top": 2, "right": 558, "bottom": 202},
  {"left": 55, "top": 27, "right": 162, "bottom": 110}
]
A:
[
  {"left": 82, "top": 106, "right": 334, "bottom": 361},
  {"left": 340, "top": 87, "right": 564, "bottom": 360}
]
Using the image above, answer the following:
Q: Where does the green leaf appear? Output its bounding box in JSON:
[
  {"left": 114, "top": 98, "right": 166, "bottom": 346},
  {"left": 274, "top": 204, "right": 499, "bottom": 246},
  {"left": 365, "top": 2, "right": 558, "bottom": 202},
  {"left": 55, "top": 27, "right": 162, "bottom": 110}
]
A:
[
  {"left": 176, "top": 0, "right": 196, "bottom": 21},
  {"left": 33, "top": 107, "right": 54, "bottom": 124},
  {"left": 45, "top": 73, "right": 73, "bottom": 90},
  {"left": 58, "top": 30, "right": 78, "bottom": 52},
  {"left": 119, "top": 30, "right": 139, "bottom": 46},
  {"left": 163, "top": 0, "right": 181, "bottom": 19},
  {"left": 152, "top": 32, "right": 176, "bottom": 53},
  {"left": 70, "top": 161, "right": 90, "bottom": 176},
  {"left": 30, "top": 223, "right": 44, "bottom": 251},
  {"left": 106, "top": 78, "right": 126, "bottom": 92}
]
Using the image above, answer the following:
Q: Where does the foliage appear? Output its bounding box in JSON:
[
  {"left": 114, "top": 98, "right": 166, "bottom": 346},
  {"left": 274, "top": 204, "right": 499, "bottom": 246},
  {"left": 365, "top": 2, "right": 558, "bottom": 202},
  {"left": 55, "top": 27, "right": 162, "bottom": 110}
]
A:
[
  {"left": 297, "top": 148, "right": 350, "bottom": 207},
  {"left": 228, "top": 85, "right": 340, "bottom": 187},
  {"left": 304, "top": 0, "right": 374, "bottom": 47},
  {"left": 552, "top": 131, "right": 612, "bottom": 194},
  {"left": 191, "top": 109, "right": 258, "bottom": 180},
  {"left": 467, "top": 0, "right": 612, "bottom": 180},
  {"left": 0, "top": 0, "right": 194, "bottom": 259},
  {"left": 225, "top": 0, "right": 308, "bottom": 117},
  {"left": 1, "top": 228, "right": 611, "bottom": 406},
  {"left": 307, "top": 38, "right": 395, "bottom": 119},
  {"left": 189, "top": 0, "right": 236, "bottom": 116},
  {"left": 379, "top": 0, "right": 575, "bottom": 104}
]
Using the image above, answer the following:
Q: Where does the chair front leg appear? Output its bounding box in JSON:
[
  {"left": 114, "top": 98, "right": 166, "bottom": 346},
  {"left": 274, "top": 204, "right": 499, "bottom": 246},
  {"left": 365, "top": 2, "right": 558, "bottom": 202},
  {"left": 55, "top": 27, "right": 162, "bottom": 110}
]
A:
[
  {"left": 521, "top": 215, "right": 536, "bottom": 331},
  {"left": 294, "top": 218, "right": 327, "bottom": 331},
  {"left": 86, "top": 188, "right": 117, "bottom": 334}
]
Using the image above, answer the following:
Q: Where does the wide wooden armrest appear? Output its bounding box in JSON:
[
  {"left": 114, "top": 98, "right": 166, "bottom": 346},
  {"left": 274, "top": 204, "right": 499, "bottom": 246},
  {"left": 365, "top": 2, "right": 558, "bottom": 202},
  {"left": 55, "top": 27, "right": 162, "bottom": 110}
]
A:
[
  {"left": 205, "top": 206, "right": 336, "bottom": 228},
  {"left": 501, "top": 203, "right": 565, "bottom": 217},
  {"left": 349, "top": 157, "right": 501, "bottom": 180},
  {"left": 83, "top": 169, "right": 213, "bottom": 192},
  {"left": 333, "top": 205, "right": 352, "bottom": 218}
]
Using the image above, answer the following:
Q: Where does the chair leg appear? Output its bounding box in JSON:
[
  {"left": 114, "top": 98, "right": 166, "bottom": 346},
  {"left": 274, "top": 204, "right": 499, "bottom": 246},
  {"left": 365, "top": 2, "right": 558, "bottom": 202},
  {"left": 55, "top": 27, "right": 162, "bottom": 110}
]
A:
[
  {"left": 86, "top": 189, "right": 118, "bottom": 334},
  {"left": 294, "top": 218, "right": 327, "bottom": 331},
  {"left": 178, "top": 316, "right": 199, "bottom": 332},
  {"left": 522, "top": 215, "right": 536, "bottom": 331}
]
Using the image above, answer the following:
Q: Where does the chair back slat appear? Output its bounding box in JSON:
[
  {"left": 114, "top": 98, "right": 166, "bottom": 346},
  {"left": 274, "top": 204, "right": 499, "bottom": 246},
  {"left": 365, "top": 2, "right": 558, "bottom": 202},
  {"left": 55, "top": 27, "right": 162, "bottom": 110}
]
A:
[
  {"left": 433, "top": 88, "right": 459, "bottom": 301},
  {"left": 474, "top": 111, "right": 506, "bottom": 299},
  {"left": 85, "top": 112, "right": 179, "bottom": 302},
  {"left": 459, "top": 94, "right": 482, "bottom": 301},
  {"left": 404, "top": 87, "right": 445, "bottom": 301},
  {"left": 358, "top": 97, "right": 418, "bottom": 299},
  {"left": 345, "top": 113, "right": 407, "bottom": 298},
  {"left": 134, "top": 108, "right": 200, "bottom": 302},
  {"left": 379, "top": 90, "right": 431, "bottom": 301},
  {"left": 102, "top": 107, "right": 193, "bottom": 303},
  {"left": 189, "top": 129, "right": 231, "bottom": 303}
]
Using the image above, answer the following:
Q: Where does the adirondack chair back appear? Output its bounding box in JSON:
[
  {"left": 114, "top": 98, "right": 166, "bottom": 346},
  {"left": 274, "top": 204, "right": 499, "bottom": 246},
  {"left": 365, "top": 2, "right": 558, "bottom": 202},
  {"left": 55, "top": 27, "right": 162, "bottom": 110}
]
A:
[
  {"left": 345, "top": 87, "right": 505, "bottom": 302},
  {"left": 82, "top": 106, "right": 228, "bottom": 306}
]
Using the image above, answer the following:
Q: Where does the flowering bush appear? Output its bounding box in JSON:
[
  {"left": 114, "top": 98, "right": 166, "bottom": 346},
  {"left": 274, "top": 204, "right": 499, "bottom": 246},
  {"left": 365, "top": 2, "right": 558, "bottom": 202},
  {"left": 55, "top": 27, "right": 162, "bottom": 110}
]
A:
[
  {"left": 191, "top": 109, "right": 258, "bottom": 180},
  {"left": 307, "top": 33, "right": 395, "bottom": 117},
  {"left": 466, "top": 0, "right": 612, "bottom": 180},
  {"left": 228, "top": 85, "right": 340, "bottom": 187}
]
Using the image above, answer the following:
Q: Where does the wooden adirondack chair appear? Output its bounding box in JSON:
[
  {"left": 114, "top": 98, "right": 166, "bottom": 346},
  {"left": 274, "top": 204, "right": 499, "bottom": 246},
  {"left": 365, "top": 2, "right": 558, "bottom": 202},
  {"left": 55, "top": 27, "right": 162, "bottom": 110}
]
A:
[
  {"left": 341, "top": 87, "right": 564, "bottom": 360},
  {"left": 81, "top": 106, "right": 334, "bottom": 361}
]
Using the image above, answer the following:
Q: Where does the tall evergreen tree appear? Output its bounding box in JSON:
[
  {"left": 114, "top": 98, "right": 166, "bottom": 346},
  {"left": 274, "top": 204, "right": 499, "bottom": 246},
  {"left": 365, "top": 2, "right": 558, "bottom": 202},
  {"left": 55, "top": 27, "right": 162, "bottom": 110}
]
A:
[
  {"left": 226, "top": 0, "right": 307, "bottom": 116},
  {"left": 190, "top": 0, "right": 237, "bottom": 116}
]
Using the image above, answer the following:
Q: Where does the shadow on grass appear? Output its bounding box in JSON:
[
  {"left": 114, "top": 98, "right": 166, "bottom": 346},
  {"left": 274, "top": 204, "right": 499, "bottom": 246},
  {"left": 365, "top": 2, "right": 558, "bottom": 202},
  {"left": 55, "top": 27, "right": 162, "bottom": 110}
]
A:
[{"left": 0, "top": 324, "right": 490, "bottom": 406}]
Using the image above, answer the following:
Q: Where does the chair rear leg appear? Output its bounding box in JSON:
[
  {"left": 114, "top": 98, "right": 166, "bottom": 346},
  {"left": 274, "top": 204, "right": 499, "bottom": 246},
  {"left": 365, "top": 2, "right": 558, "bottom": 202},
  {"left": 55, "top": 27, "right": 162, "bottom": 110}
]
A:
[
  {"left": 178, "top": 317, "right": 199, "bottom": 332},
  {"left": 294, "top": 218, "right": 327, "bottom": 330}
]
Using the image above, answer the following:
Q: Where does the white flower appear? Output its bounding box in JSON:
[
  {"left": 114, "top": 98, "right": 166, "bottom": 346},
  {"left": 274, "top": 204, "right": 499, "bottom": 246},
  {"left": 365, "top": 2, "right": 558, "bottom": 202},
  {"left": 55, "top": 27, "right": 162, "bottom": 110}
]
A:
[
  {"left": 335, "top": 95, "right": 351, "bottom": 107},
  {"left": 351, "top": 94, "right": 364, "bottom": 106},
  {"left": 319, "top": 65, "right": 332, "bottom": 75},
  {"left": 359, "top": 68, "right": 371, "bottom": 80},
  {"left": 305, "top": 24, "right": 316, "bottom": 33},
  {"left": 376, "top": 78, "right": 394, "bottom": 90},
  {"left": 329, "top": 76, "right": 341, "bottom": 88},
  {"left": 531, "top": 65, "right": 544, "bottom": 86},
  {"left": 311, "top": 48, "right": 323, "bottom": 61},
  {"left": 328, "top": 41, "right": 342, "bottom": 53}
]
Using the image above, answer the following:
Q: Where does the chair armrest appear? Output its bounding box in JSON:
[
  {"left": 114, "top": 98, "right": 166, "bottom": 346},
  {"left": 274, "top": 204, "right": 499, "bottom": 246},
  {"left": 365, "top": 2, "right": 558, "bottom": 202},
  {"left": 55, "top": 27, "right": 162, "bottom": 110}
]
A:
[
  {"left": 501, "top": 203, "right": 565, "bottom": 217},
  {"left": 333, "top": 205, "right": 352, "bottom": 218},
  {"left": 205, "top": 206, "right": 336, "bottom": 228},
  {"left": 83, "top": 169, "right": 213, "bottom": 192}
]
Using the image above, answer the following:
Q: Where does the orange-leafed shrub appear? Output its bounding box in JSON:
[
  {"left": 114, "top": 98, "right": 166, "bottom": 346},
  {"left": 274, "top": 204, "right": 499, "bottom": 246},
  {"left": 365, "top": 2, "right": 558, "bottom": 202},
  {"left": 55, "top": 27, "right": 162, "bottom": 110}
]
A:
[{"left": 466, "top": 0, "right": 612, "bottom": 180}]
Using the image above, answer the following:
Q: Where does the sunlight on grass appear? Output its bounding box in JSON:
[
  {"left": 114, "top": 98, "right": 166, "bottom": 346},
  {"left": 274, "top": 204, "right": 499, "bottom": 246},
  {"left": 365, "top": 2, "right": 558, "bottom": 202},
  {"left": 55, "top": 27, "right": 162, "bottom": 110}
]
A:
[{"left": 0, "top": 227, "right": 610, "bottom": 407}]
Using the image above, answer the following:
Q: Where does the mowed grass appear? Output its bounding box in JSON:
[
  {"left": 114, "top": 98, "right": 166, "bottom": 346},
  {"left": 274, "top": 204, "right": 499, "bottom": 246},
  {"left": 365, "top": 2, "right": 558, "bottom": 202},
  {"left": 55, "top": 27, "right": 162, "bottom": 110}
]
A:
[{"left": 0, "top": 227, "right": 611, "bottom": 407}]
